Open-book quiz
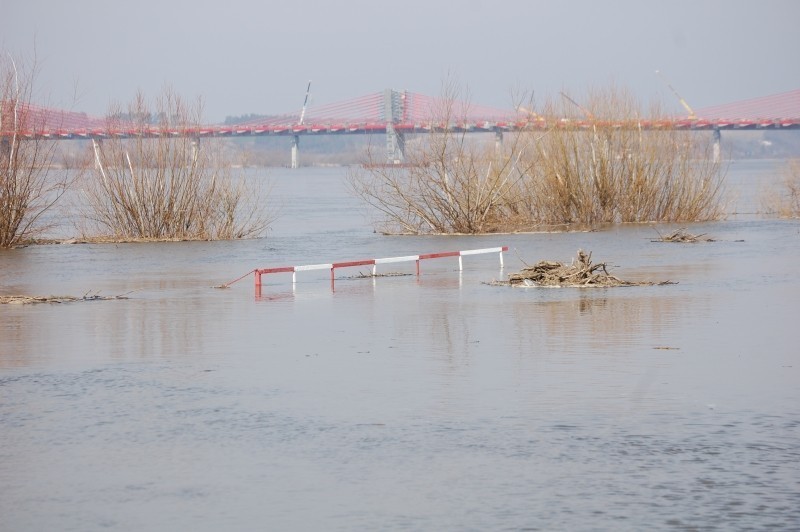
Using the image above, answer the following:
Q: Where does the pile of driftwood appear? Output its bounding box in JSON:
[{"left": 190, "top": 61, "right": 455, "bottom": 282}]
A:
[
  {"left": 0, "top": 293, "right": 129, "bottom": 304},
  {"left": 494, "top": 250, "right": 673, "bottom": 288},
  {"left": 653, "top": 228, "right": 714, "bottom": 243}
]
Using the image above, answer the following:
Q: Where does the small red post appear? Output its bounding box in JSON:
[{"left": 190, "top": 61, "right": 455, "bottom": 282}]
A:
[
  {"left": 331, "top": 267, "right": 335, "bottom": 291},
  {"left": 416, "top": 259, "right": 420, "bottom": 276},
  {"left": 255, "top": 270, "right": 262, "bottom": 297}
]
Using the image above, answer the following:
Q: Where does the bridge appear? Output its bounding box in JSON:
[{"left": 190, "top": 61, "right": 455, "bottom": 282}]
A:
[{"left": 2, "top": 87, "right": 799, "bottom": 165}]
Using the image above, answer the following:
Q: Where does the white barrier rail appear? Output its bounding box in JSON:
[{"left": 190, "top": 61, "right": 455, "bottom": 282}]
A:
[{"left": 253, "top": 246, "right": 508, "bottom": 295}]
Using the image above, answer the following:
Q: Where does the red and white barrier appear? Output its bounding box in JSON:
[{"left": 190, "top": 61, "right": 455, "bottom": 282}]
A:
[{"left": 254, "top": 246, "right": 508, "bottom": 294}]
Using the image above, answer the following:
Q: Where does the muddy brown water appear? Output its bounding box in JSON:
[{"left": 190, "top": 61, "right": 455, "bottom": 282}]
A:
[{"left": 1, "top": 160, "right": 799, "bottom": 530}]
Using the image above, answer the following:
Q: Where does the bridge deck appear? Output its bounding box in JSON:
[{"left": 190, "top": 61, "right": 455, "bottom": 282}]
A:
[{"left": 2, "top": 88, "right": 799, "bottom": 139}]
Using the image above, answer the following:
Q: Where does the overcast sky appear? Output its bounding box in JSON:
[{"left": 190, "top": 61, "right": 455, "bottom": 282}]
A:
[{"left": 3, "top": 0, "right": 799, "bottom": 123}]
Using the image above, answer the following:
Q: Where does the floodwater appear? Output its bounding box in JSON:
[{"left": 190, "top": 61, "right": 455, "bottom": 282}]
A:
[{"left": 1, "top": 160, "right": 799, "bottom": 531}]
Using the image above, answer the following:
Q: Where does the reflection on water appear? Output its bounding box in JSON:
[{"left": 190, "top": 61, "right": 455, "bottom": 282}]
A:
[{"left": 1, "top": 161, "right": 799, "bottom": 530}]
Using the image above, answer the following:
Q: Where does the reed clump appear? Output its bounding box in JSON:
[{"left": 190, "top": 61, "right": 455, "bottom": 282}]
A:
[
  {"left": 520, "top": 86, "right": 725, "bottom": 225},
  {"left": 82, "top": 89, "right": 271, "bottom": 241}
]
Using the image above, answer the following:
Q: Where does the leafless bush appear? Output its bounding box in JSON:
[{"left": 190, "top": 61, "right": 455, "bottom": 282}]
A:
[
  {"left": 81, "top": 89, "right": 272, "bottom": 240},
  {"left": 521, "top": 86, "right": 725, "bottom": 224},
  {"left": 348, "top": 82, "right": 537, "bottom": 234},
  {"left": 0, "top": 53, "right": 71, "bottom": 247},
  {"left": 762, "top": 159, "right": 800, "bottom": 218},
  {"left": 349, "top": 83, "right": 726, "bottom": 235}
]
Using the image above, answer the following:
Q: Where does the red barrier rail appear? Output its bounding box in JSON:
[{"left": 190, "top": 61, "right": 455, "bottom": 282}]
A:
[{"left": 254, "top": 246, "right": 508, "bottom": 295}]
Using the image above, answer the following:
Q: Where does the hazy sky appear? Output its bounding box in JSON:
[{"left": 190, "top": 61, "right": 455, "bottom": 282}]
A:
[{"left": 3, "top": 0, "right": 799, "bottom": 123}]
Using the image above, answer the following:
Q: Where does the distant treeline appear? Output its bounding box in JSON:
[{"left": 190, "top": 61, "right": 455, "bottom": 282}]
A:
[{"left": 223, "top": 114, "right": 272, "bottom": 125}]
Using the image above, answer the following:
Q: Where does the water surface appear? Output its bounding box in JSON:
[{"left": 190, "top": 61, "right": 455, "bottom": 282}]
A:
[{"left": 1, "top": 161, "right": 799, "bottom": 530}]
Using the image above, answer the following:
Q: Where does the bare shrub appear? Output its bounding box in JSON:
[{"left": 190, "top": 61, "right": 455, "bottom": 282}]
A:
[
  {"left": 522, "top": 86, "right": 725, "bottom": 224},
  {"left": 762, "top": 159, "right": 800, "bottom": 218},
  {"left": 0, "top": 53, "right": 71, "bottom": 247},
  {"left": 348, "top": 82, "right": 537, "bottom": 234},
  {"left": 349, "top": 82, "right": 726, "bottom": 235},
  {"left": 82, "top": 89, "right": 272, "bottom": 240}
]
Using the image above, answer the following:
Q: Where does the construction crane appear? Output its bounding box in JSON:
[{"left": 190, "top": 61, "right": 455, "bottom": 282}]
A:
[
  {"left": 655, "top": 70, "right": 696, "bottom": 120},
  {"left": 655, "top": 70, "right": 721, "bottom": 162},
  {"left": 291, "top": 80, "right": 312, "bottom": 169},
  {"left": 559, "top": 91, "right": 594, "bottom": 121}
]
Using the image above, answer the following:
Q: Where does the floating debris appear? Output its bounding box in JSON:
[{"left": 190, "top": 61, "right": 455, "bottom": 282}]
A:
[
  {"left": 653, "top": 227, "right": 715, "bottom": 243},
  {"left": 347, "top": 271, "right": 412, "bottom": 279},
  {"left": 1, "top": 293, "right": 130, "bottom": 304},
  {"left": 490, "top": 250, "right": 675, "bottom": 288}
]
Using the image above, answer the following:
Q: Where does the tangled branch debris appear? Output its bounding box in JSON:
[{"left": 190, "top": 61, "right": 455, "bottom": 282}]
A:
[
  {"left": 1, "top": 293, "right": 130, "bottom": 304},
  {"left": 492, "top": 250, "right": 674, "bottom": 287},
  {"left": 347, "top": 271, "right": 412, "bottom": 279},
  {"left": 652, "top": 227, "right": 715, "bottom": 243}
]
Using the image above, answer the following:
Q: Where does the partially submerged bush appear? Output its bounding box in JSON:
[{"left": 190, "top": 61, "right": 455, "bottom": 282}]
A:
[
  {"left": 82, "top": 89, "right": 272, "bottom": 240},
  {"left": 348, "top": 83, "right": 537, "bottom": 234},
  {"left": 763, "top": 159, "right": 800, "bottom": 218},
  {"left": 521, "top": 87, "right": 725, "bottom": 224},
  {"left": 349, "top": 136, "right": 536, "bottom": 234},
  {"left": 350, "top": 83, "right": 726, "bottom": 235},
  {"left": 1, "top": 53, "right": 71, "bottom": 247}
]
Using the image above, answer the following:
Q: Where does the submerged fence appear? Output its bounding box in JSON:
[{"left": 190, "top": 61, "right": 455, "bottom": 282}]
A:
[{"left": 252, "top": 246, "right": 508, "bottom": 295}]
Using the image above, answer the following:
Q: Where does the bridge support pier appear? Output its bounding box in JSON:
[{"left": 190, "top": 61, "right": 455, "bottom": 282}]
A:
[
  {"left": 384, "top": 89, "right": 406, "bottom": 164},
  {"left": 91, "top": 139, "right": 103, "bottom": 170},
  {"left": 713, "top": 127, "right": 721, "bottom": 164},
  {"left": 191, "top": 137, "right": 200, "bottom": 164},
  {"left": 386, "top": 125, "right": 405, "bottom": 164},
  {"left": 495, "top": 130, "right": 504, "bottom": 157},
  {"left": 291, "top": 135, "right": 300, "bottom": 169}
]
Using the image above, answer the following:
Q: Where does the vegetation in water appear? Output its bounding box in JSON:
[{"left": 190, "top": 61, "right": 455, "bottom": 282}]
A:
[
  {"left": 350, "top": 83, "right": 727, "bottom": 235},
  {"left": 81, "top": 88, "right": 273, "bottom": 241},
  {"left": 1, "top": 53, "right": 73, "bottom": 248},
  {"left": 762, "top": 158, "right": 800, "bottom": 218}
]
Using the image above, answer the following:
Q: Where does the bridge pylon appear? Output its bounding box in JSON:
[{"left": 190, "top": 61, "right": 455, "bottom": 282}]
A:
[
  {"left": 384, "top": 89, "right": 406, "bottom": 164},
  {"left": 291, "top": 135, "right": 300, "bottom": 169}
]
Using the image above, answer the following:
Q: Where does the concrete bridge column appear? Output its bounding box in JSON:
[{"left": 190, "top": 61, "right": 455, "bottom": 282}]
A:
[
  {"left": 291, "top": 135, "right": 300, "bottom": 169},
  {"left": 191, "top": 137, "right": 200, "bottom": 164},
  {"left": 91, "top": 139, "right": 103, "bottom": 170},
  {"left": 713, "top": 127, "right": 721, "bottom": 164},
  {"left": 384, "top": 89, "right": 406, "bottom": 164}
]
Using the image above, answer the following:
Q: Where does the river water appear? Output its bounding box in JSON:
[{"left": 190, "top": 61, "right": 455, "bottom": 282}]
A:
[{"left": 1, "top": 160, "right": 798, "bottom": 531}]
